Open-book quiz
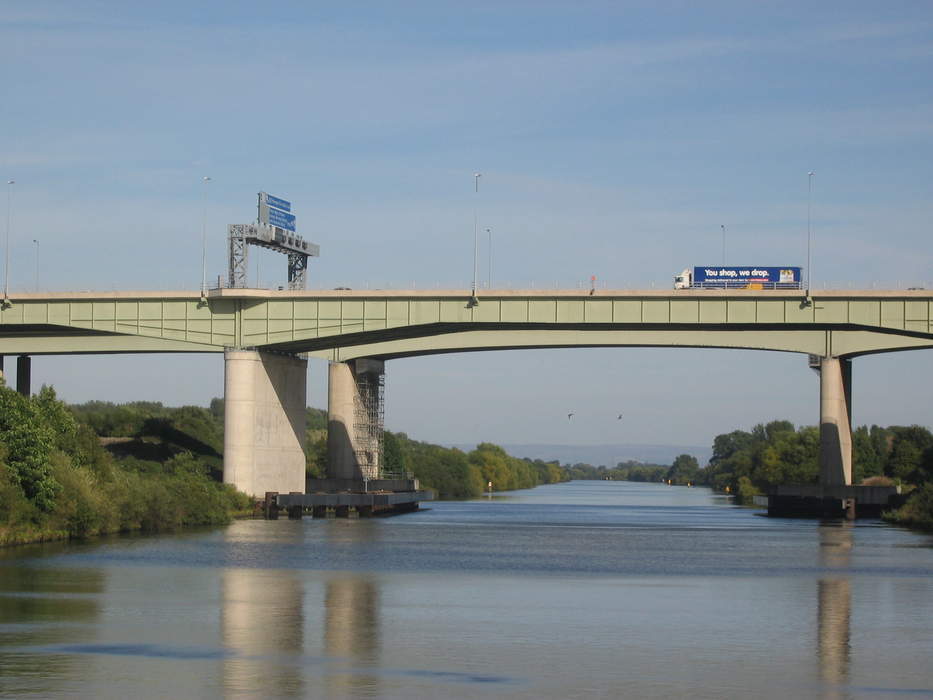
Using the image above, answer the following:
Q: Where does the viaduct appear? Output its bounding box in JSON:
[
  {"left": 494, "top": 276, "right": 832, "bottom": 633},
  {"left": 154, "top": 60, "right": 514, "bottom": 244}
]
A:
[{"left": 1, "top": 287, "right": 932, "bottom": 498}]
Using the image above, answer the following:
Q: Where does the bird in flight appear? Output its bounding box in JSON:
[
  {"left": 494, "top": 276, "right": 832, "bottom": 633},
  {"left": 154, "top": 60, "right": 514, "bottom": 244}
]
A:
[
  {"left": 567, "top": 412, "right": 574, "bottom": 422},
  {"left": 617, "top": 414, "right": 623, "bottom": 420}
]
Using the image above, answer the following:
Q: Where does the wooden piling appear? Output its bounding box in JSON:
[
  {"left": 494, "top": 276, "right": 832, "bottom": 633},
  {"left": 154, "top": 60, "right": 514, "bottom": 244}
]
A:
[{"left": 264, "top": 492, "right": 279, "bottom": 520}]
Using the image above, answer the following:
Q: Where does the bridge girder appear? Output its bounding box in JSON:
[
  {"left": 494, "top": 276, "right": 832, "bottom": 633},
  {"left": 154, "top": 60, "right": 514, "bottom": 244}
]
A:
[{"left": 0, "top": 290, "right": 930, "bottom": 358}]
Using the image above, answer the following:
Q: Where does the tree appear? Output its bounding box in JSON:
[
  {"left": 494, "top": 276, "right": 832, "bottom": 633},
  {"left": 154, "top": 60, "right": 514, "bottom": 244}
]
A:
[
  {"left": 0, "top": 386, "right": 60, "bottom": 511},
  {"left": 885, "top": 426, "right": 933, "bottom": 483},
  {"left": 667, "top": 454, "right": 700, "bottom": 484},
  {"left": 383, "top": 431, "right": 406, "bottom": 475}
]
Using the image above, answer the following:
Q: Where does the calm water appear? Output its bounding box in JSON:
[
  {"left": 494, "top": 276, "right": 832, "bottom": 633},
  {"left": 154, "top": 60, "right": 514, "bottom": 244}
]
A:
[{"left": 2, "top": 481, "right": 933, "bottom": 699}]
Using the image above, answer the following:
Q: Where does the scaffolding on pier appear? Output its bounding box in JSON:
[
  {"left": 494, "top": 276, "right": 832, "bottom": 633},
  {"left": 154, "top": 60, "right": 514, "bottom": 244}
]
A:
[{"left": 353, "top": 365, "right": 385, "bottom": 481}]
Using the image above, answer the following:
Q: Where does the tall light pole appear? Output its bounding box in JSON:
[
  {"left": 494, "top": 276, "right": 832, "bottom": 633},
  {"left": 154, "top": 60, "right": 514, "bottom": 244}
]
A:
[
  {"left": 4, "top": 180, "right": 14, "bottom": 305},
  {"left": 201, "top": 176, "right": 211, "bottom": 298},
  {"left": 470, "top": 173, "right": 481, "bottom": 304},
  {"left": 807, "top": 171, "right": 814, "bottom": 295},
  {"left": 32, "top": 239, "right": 38, "bottom": 292},
  {"left": 486, "top": 227, "right": 492, "bottom": 288},
  {"left": 721, "top": 224, "right": 725, "bottom": 265}
]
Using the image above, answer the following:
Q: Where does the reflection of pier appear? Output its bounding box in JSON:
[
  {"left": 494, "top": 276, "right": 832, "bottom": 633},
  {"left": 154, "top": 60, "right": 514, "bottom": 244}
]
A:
[
  {"left": 222, "top": 568, "right": 304, "bottom": 699},
  {"left": 817, "top": 525, "right": 852, "bottom": 698},
  {"left": 218, "top": 521, "right": 383, "bottom": 697},
  {"left": 325, "top": 575, "right": 380, "bottom": 696}
]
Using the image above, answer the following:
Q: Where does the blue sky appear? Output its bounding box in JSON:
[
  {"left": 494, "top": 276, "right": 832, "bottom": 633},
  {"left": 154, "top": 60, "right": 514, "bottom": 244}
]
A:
[{"left": 2, "top": 1, "right": 932, "bottom": 454}]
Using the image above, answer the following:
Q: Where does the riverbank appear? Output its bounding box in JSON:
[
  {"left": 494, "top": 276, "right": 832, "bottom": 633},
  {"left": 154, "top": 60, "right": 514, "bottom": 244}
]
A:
[
  {"left": 0, "top": 385, "right": 253, "bottom": 548},
  {"left": 1, "top": 389, "right": 570, "bottom": 547}
]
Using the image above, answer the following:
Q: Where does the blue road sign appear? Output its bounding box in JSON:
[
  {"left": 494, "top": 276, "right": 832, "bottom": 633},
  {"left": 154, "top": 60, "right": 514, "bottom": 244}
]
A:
[
  {"left": 267, "top": 206, "right": 296, "bottom": 232},
  {"left": 261, "top": 192, "right": 291, "bottom": 212}
]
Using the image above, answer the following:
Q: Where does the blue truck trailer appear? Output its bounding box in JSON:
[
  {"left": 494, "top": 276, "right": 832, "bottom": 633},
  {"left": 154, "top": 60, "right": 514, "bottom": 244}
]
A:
[{"left": 674, "top": 266, "right": 802, "bottom": 289}]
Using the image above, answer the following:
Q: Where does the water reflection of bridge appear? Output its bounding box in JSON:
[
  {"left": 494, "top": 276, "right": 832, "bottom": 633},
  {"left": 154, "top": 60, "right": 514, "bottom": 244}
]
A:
[
  {"left": 213, "top": 518, "right": 862, "bottom": 699},
  {"left": 818, "top": 525, "right": 853, "bottom": 698},
  {"left": 220, "top": 521, "right": 381, "bottom": 698}
]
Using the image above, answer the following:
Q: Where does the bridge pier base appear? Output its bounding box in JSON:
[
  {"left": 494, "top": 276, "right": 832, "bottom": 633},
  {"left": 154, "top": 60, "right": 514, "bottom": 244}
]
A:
[
  {"left": 16, "top": 355, "right": 30, "bottom": 396},
  {"left": 223, "top": 350, "right": 307, "bottom": 498},
  {"left": 820, "top": 357, "right": 852, "bottom": 486},
  {"left": 326, "top": 359, "right": 385, "bottom": 481}
]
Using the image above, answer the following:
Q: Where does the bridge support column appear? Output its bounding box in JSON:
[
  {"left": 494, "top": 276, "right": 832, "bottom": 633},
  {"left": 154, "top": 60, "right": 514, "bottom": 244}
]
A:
[
  {"left": 223, "top": 350, "right": 307, "bottom": 497},
  {"left": 16, "top": 355, "right": 31, "bottom": 396},
  {"left": 819, "top": 357, "right": 852, "bottom": 486},
  {"left": 327, "top": 359, "right": 385, "bottom": 481}
]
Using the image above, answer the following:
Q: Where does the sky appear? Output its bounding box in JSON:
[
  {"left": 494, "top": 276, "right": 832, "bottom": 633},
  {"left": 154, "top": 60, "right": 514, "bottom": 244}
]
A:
[{"left": 1, "top": 1, "right": 932, "bottom": 455}]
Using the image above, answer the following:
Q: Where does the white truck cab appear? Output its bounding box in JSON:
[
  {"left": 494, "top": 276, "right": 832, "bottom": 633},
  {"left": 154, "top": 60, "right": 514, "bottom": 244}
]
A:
[{"left": 673, "top": 269, "right": 692, "bottom": 289}]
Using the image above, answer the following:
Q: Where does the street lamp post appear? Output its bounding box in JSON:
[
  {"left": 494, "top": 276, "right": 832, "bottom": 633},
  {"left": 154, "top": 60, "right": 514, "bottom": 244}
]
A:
[
  {"left": 721, "top": 224, "right": 725, "bottom": 266},
  {"left": 806, "top": 171, "right": 814, "bottom": 295},
  {"left": 4, "top": 179, "right": 13, "bottom": 305},
  {"left": 32, "top": 239, "right": 38, "bottom": 292},
  {"left": 201, "top": 176, "right": 211, "bottom": 298},
  {"left": 486, "top": 227, "right": 492, "bottom": 288},
  {"left": 470, "top": 173, "right": 481, "bottom": 305}
]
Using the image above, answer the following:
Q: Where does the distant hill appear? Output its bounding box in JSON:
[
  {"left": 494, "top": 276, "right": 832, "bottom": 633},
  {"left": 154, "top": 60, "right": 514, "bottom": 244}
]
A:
[{"left": 451, "top": 443, "right": 713, "bottom": 468}]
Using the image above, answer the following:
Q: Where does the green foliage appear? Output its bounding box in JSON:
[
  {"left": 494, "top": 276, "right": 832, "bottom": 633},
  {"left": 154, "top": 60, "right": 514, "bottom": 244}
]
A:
[
  {"left": 70, "top": 399, "right": 225, "bottom": 479},
  {"left": 306, "top": 407, "right": 328, "bottom": 431},
  {"left": 0, "top": 386, "right": 60, "bottom": 511},
  {"left": 885, "top": 426, "right": 933, "bottom": 483},
  {"left": 303, "top": 408, "right": 329, "bottom": 477},
  {"left": 383, "top": 431, "right": 406, "bottom": 474},
  {"left": 886, "top": 483, "right": 933, "bottom": 530},
  {"left": 305, "top": 430, "right": 327, "bottom": 478},
  {"left": 392, "top": 434, "right": 566, "bottom": 499},
  {"left": 2, "top": 387, "right": 568, "bottom": 543},
  {"left": 667, "top": 454, "right": 700, "bottom": 485},
  {"left": 705, "top": 420, "right": 820, "bottom": 502},
  {"left": 562, "top": 460, "right": 668, "bottom": 483},
  {"left": 705, "top": 420, "right": 933, "bottom": 517},
  {"left": 0, "top": 390, "right": 252, "bottom": 546}
]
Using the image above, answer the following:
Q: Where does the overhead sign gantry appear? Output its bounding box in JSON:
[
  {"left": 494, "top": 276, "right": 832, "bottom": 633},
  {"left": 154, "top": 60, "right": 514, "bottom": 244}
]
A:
[{"left": 227, "top": 192, "right": 320, "bottom": 290}]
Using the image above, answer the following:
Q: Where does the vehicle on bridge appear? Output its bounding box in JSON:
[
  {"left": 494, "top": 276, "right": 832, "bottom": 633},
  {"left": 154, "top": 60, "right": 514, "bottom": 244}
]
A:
[{"left": 674, "top": 266, "right": 802, "bottom": 290}]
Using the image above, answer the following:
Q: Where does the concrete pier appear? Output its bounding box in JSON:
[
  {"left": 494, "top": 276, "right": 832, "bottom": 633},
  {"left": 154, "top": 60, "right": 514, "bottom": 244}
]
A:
[
  {"left": 327, "top": 359, "right": 384, "bottom": 480},
  {"left": 223, "top": 350, "right": 307, "bottom": 497},
  {"left": 16, "top": 355, "right": 30, "bottom": 396},
  {"left": 758, "top": 356, "right": 906, "bottom": 519},
  {"left": 820, "top": 357, "right": 852, "bottom": 486}
]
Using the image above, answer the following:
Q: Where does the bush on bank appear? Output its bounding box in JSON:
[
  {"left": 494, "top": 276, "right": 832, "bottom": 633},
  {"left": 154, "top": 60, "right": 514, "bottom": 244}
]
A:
[
  {"left": 1, "top": 384, "right": 572, "bottom": 545},
  {"left": 702, "top": 419, "right": 933, "bottom": 526},
  {"left": 0, "top": 385, "right": 251, "bottom": 546},
  {"left": 389, "top": 433, "right": 568, "bottom": 499},
  {"left": 884, "top": 483, "right": 933, "bottom": 530}
]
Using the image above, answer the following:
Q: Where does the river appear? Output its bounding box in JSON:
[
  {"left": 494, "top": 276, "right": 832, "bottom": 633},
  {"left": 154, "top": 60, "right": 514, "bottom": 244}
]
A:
[{"left": 1, "top": 480, "right": 932, "bottom": 699}]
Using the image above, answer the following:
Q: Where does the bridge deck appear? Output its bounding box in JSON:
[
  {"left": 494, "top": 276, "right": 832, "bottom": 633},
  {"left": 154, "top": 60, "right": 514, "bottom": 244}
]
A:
[{"left": 1, "top": 289, "right": 931, "bottom": 358}]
